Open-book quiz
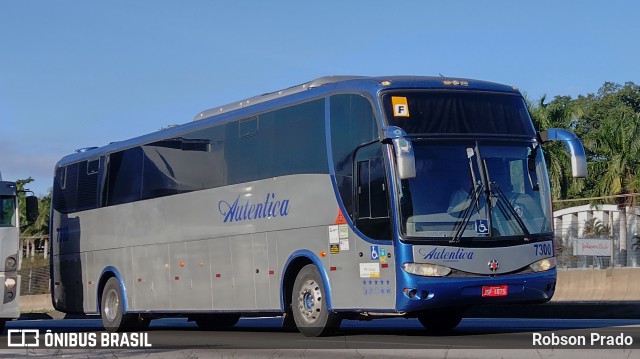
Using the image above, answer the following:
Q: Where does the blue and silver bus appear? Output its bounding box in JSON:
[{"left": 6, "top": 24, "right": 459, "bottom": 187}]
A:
[{"left": 50, "top": 76, "right": 586, "bottom": 336}]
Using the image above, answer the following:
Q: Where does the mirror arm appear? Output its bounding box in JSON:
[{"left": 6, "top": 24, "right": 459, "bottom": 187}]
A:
[{"left": 539, "top": 128, "right": 587, "bottom": 178}]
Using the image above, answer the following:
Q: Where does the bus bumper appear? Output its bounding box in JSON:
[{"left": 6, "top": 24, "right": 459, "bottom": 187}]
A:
[
  {"left": 396, "top": 269, "right": 556, "bottom": 313},
  {"left": 0, "top": 273, "right": 20, "bottom": 319}
]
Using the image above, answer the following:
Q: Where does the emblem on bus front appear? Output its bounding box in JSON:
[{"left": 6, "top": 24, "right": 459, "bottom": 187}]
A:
[{"left": 488, "top": 259, "right": 499, "bottom": 272}]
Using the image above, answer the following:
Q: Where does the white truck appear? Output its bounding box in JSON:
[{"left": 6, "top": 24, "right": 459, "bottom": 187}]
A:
[{"left": 0, "top": 173, "right": 38, "bottom": 332}]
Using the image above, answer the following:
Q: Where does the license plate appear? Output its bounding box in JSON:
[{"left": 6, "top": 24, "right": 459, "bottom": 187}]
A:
[{"left": 482, "top": 285, "right": 508, "bottom": 297}]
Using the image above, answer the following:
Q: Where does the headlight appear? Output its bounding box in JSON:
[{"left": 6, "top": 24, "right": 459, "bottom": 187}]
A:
[
  {"left": 402, "top": 263, "right": 452, "bottom": 277},
  {"left": 530, "top": 257, "right": 556, "bottom": 272},
  {"left": 4, "top": 277, "right": 16, "bottom": 289},
  {"left": 5, "top": 256, "right": 16, "bottom": 268}
]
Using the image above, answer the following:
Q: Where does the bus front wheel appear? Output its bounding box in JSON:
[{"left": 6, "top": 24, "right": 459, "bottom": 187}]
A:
[
  {"left": 291, "top": 264, "right": 341, "bottom": 337},
  {"left": 417, "top": 308, "right": 465, "bottom": 332}
]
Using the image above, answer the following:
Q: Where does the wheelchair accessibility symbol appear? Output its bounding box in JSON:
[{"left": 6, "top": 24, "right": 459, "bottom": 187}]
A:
[
  {"left": 370, "top": 245, "right": 379, "bottom": 260},
  {"left": 476, "top": 219, "right": 489, "bottom": 235}
]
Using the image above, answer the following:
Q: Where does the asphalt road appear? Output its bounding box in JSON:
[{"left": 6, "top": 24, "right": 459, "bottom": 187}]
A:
[{"left": 1, "top": 316, "right": 640, "bottom": 358}]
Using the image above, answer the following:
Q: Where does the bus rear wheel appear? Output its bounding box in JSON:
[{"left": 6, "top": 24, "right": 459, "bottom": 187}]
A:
[
  {"left": 417, "top": 308, "right": 465, "bottom": 332},
  {"left": 291, "top": 264, "right": 341, "bottom": 337},
  {"left": 101, "top": 277, "right": 138, "bottom": 332}
]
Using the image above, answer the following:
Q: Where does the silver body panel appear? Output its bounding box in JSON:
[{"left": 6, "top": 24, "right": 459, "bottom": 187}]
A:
[
  {"left": 51, "top": 174, "right": 397, "bottom": 313},
  {"left": 0, "top": 227, "right": 20, "bottom": 318}
]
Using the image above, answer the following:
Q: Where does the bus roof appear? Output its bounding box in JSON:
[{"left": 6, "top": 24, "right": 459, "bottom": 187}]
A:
[
  {"left": 195, "top": 75, "right": 520, "bottom": 120},
  {"left": 56, "top": 75, "right": 521, "bottom": 167},
  {"left": 0, "top": 181, "right": 17, "bottom": 197}
]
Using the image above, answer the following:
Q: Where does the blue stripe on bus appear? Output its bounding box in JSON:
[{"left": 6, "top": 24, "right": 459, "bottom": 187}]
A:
[
  {"left": 280, "top": 250, "right": 333, "bottom": 311},
  {"left": 97, "top": 266, "right": 128, "bottom": 314}
]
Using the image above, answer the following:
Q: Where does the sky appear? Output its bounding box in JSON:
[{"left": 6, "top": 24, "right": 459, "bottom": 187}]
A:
[{"left": 1, "top": 1, "right": 639, "bottom": 196}]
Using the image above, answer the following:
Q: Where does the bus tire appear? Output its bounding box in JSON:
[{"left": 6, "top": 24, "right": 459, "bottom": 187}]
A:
[
  {"left": 417, "top": 308, "right": 464, "bottom": 332},
  {"left": 101, "top": 277, "right": 135, "bottom": 332},
  {"left": 291, "top": 264, "right": 341, "bottom": 337}
]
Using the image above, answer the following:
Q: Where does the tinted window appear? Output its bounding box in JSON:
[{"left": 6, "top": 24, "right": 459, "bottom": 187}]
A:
[
  {"left": 94, "top": 99, "right": 328, "bottom": 208},
  {"left": 355, "top": 144, "right": 390, "bottom": 240},
  {"left": 76, "top": 160, "right": 99, "bottom": 211},
  {"left": 187, "top": 99, "right": 328, "bottom": 186},
  {"left": 105, "top": 147, "right": 143, "bottom": 206},
  {"left": 329, "top": 94, "right": 377, "bottom": 219},
  {"left": 140, "top": 138, "right": 220, "bottom": 199},
  {"left": 52, "top": 162, "right": 79, "bottom": 213},
  {"left": 383, "top": 91, "right": 535, "bottom": 136}
]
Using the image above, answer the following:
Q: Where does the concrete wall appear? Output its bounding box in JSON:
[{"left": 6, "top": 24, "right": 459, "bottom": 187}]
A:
[
  {"left": 554, "top": 267, "right": 640, "bottom": 301},
  {"left": 19, "top": 293, "right": 53, "bottom": 312}
]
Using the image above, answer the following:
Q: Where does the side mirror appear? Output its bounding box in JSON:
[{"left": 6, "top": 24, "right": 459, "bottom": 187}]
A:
[
  {"left": 25, "top": 195, "right": 39, "bottom": 222},
  {"left": 539, "top": 128, "right": 587, "bottom": 178},
  {"left": 383, "top": 126, "right": 416, "bottom": 180}
]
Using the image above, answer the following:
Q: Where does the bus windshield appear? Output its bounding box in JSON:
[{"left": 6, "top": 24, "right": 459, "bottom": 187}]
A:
[
  {"left": 0, "top": 196, "right": 16, "bottom": 227},
  {"left": 382, "top": 91, "right": 536, "bottom": 137},
  {"left": 399, "top": 140, "right": 553, "bottom": 240}
]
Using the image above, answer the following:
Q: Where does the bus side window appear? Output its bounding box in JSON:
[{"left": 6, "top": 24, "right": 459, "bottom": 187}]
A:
[
  {"left": 105, "top": 147, "right": 143, "bottom": 206},
  {"left": 355, "top": 153, "right": 391, "bottom": 241}
]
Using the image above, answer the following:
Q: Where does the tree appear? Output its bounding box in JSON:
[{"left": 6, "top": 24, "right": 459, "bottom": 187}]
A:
[
  {"left": 16, "top": 177, "right": 50, "bottom": 236},
  {"left": 578, "top": 82, "right": 640, "bottom": 266},
  {"left": 527, "top": 95, "right": 584, "bottom": 204}
]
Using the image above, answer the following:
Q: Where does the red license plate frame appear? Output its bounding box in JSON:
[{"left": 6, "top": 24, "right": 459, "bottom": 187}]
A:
[{"left": 481, "top": 285, "right": 508, "bottom": 297}]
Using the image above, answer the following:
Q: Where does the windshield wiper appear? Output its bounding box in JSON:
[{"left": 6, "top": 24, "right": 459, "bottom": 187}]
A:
[
  {"left": 490, "top": 182, "right": 531, "bottom": 238},
  {"left": 450, "top": 183, "right": 481, "bottom": 243},
  {"left": 450, "top": 145, "right": 490, "bottom": 243}
]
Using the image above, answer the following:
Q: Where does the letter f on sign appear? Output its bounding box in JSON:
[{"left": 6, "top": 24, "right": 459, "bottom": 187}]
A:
[{"left": 391, "top": 96, "right": 410, "bottom": 117}]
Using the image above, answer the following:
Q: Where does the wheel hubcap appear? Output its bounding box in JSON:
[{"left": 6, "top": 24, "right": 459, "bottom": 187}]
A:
[
  {"left": 104, "top": 289, "right": 119, "bottom": 322},
  {"left": 297, "top": 279, "right": 322, "bottom": 324}
]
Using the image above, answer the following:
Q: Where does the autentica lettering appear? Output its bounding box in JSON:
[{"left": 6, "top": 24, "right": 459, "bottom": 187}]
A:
[
  {"left": 218, "top": 193, "right": 290, "bottom": 223},
  {"left": 420, "top": 247, "right": 474, "bottom": 261}
]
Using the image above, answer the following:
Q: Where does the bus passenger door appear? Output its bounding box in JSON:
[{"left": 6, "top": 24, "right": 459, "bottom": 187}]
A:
[{"left": 329, "top": 143, "right": 396, "bottom": 310}]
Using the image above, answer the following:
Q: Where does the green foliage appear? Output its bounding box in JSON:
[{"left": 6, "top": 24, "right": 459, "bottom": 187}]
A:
[
  {"left": 529, "top": 81, "right": 640, "bottom": 206},
  {"left": 16, "top": 177, "right": 50, "bottom": 237},
  {"left": 527, "top": 94, "right": 584, "bottom": 204},
  {"left": 580, "top": 82, "right": 640, "bottom": 205}
]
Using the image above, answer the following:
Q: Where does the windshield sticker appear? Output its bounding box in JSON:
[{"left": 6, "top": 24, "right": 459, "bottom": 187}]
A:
[
  {"left": 476, "top": 219, "right": 489, "bottom": 235},
  {"left": 379, "top": 247, "right": 387, "bottom": 263},
  {"left": 514, "top": 206, "right": 523, "bottom": 217},
  {"left": 391, "top": 96, "right": 410, "bottom": 117}
]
